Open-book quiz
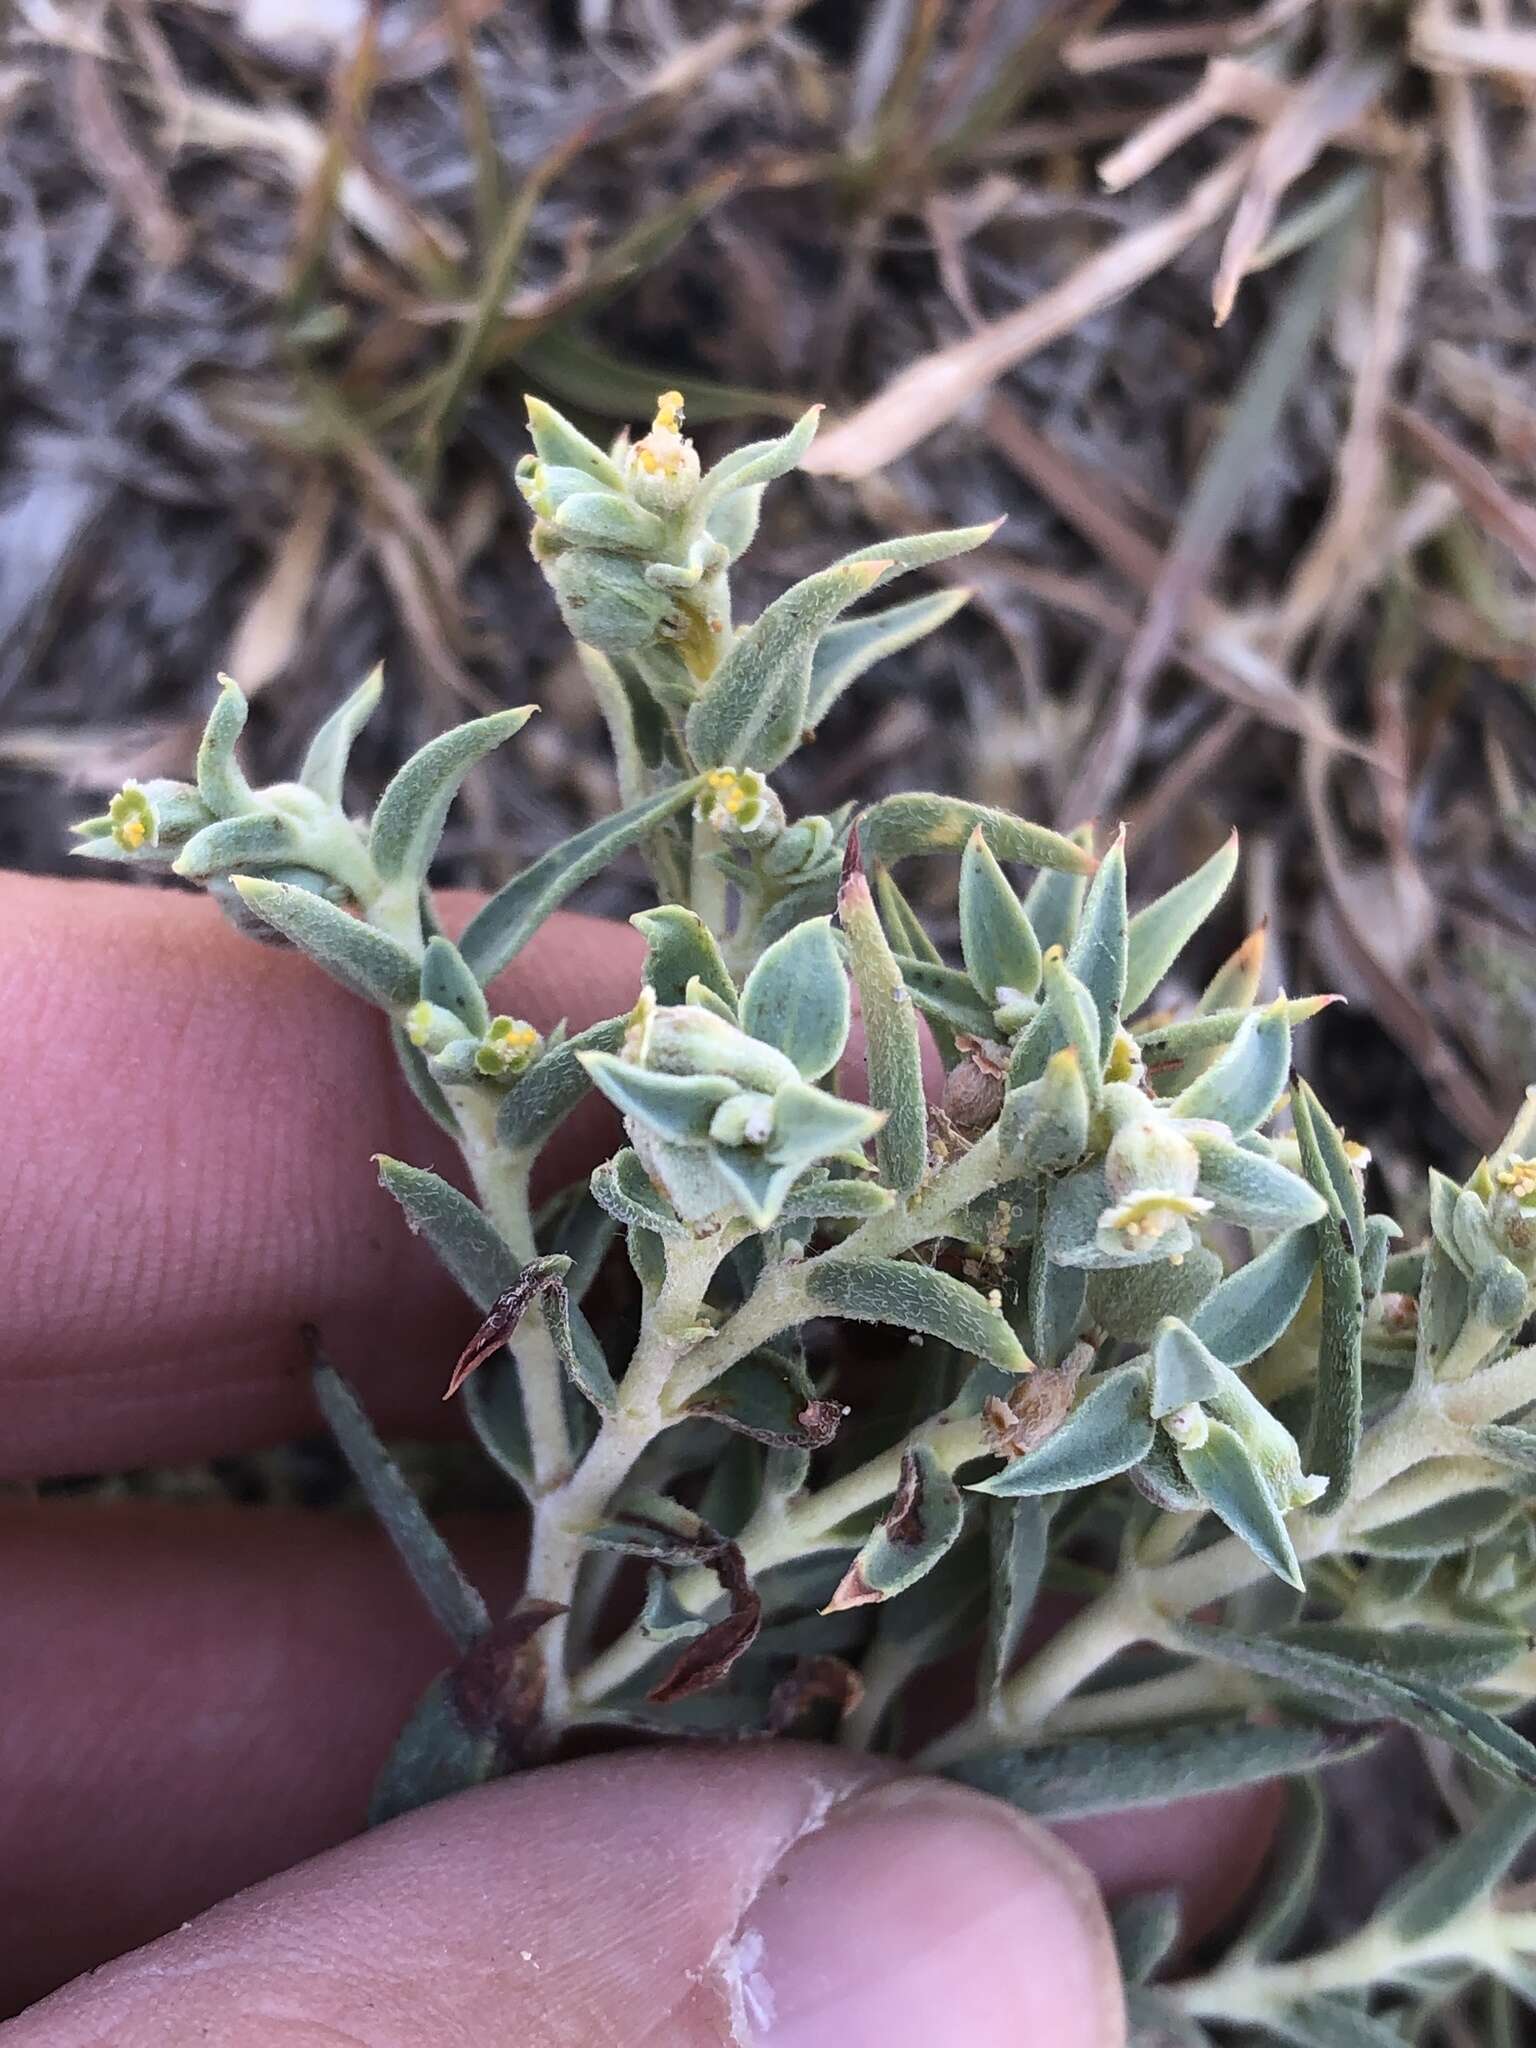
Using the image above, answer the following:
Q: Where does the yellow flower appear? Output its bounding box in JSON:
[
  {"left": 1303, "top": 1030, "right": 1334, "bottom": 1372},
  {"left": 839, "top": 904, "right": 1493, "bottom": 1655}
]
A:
[
  {"left": 107, "top": 784, "right": 157, "bottom": 852},
  {"left": 475, "top": 1016, "right": 542, "bottom": 1080}
]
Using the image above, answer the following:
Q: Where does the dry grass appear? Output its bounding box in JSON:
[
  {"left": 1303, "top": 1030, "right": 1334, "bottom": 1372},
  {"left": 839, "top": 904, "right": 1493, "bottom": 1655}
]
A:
[{"left": 2, "top": 0, "right": 1535, "bottom": 1191}]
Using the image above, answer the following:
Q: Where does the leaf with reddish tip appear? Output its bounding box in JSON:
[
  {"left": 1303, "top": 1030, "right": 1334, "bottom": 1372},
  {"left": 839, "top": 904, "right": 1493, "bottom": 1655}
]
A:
[{"left": 824, "top": 1444, "right": 964, "bottom": 1612}]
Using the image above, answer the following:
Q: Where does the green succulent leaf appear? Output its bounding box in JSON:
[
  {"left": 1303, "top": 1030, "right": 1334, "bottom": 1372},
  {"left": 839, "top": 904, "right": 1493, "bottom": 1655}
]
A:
[
  {"left": 1024, "top": 833, "right": 1093, "bottom": 952},
  {"left": 313, "top": 1357, "right": 489, "bottom": 1653},
  {"left": 633, "top": 905, "right": 736, "bottom": 1009},
  {"left": 873, "top": 862, "right": 943, "bottom": 966},
  {"left": 1112, "top": 1892, "right": 1183, "bottom": 1986},
  {"left": 808, "top": 1257, "right": 1030, "bottom": 1374},
  {"left": 524, "top": 394, "right": 626, "bottom": 488},
  {"left": 958, "top": 826, "right": 1043, "bottom": 1005},
  {"left": 172, "top": 811, "right": 303, "bottom": 879},
  {"left": 369, "top": 708, "right": 535, "bottom": 895},
  {"left": 1064, "top": 831, "right": 1127, "bottom": 1060},
  {"left": 692, "top": 405, "right": 823, "bottom": 517},
  {"left": 824, "top": 1444, "right": 965, "bottom": 1610},
  {"left": 859, "top": 795, "right": 1096, "bottom": 877},
  {"left": 1189, "top": 1132, "right": 1329, "bottom": 1233},
  {"left": 1356, "top": 1489, "right": 1520, "bottom": 1558},
  {"left": 420, "top": 934, "right": 491, "bottom": 1036},
  {"left": 982, "top": 1496, "right": 1053, "bottom": 1701},
  {"left": 553, "top": 491, "right": 665, "bottom": 550},
  {"left": 231, "top": 878, "right": 420, "bottom": 1010},
  {"left": 999, "top": 1048, "right": 1092, "bottom": 1177},
  {"left": 1123, "top": 832, "right": 1240, "bottom": 1016},
  {"left": 1170, "top": 999, "right": 1292, "bottom": 1136},
  {"left": 840, "top": 857, "right": 928, "bottom": 1197},
  {"left": 891, "top": 957, "right": 999, "bottom": 1040},
  {"left": 460, "top": 778, "right": 703, "bottom": 982},
  {"left": 579, "top": 1055, "right": 738, "bottom": 1145},
  {"left": 591, "top": 1147, "right": 690, "bottom": 1239},
  {"left": 808, "top": 588, "right": 972, "bottom": 727},
  {"left": 299, "top": 665, "right": 385, "bottom": 806},
  {"left": 1382, "top": 1791, "right": 1536, "bottom": 1940},
  {"left": 1189, "top": 1228, "right": 1318, "bottom": 1366},
  {"left": 1178, "top": 1418, "right": 1305, "bottom": 1590},
  {"left": 375, "top": 1159, "right": 519, "bottom": 1309},
  {"left": 1292, "top": 1080, "right": 1366, "bottom": 1509},
  {"left": 196, "top": 675, "right": 256, "bottom": 816},
  {"left": 972, "top": 1365, "right": 1153, "bottom": 1497},
  {"left": 1175, "top": 1620, "right": 1536, "bottom": 1792},
  {"left": 687, "top": 559, "right": 887, "bottom": 773},
  {"left": 830, "top": 520, "right": 998, "bottom": 594},
  {"left": 944, "top": 1715, "right": 1371, "bottom": 1818},
  {"left": 1150, "top": 1318, "right": 1227, "bottom": 1417},
  {"left": 739, "top": 918, "right": 850, "bottom": 1081}
]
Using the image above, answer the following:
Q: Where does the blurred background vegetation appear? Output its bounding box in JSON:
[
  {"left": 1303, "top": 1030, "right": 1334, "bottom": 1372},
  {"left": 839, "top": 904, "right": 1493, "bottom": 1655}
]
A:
[{"left": 3, "top": 0, "right": 1535, "bottom": 1218}]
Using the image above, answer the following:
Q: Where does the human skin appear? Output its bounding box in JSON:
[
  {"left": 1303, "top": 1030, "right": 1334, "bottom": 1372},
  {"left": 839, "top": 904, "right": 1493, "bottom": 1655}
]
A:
[{"left": 0, "top": 873, "right": 1278, "bottom": 2040}]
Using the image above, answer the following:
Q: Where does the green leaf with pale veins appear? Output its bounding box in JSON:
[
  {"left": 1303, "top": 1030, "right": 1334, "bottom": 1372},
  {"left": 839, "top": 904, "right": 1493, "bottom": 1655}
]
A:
[
  {"left": 1123, "top": 832, "right": 1240, "bottom": 1015},
  {"left": 460, "top": 778, "right": 703, "bottom": 982},
  {"left": 807, "top": 1258, "right": 1030, "bottom": 1374},
  {"left": 824, "top": 1444, "right": 965, "bottom": 1610},
  {"left": 686, "top": 560, "right": 887, "bottom": 773},
  {"left": 739, "top": 918, "right": 850, "bottom": 1081},
  {"left": 231, "top": 879, "right": 420, "bottom": 1010},
  {"left": 972, "top": 1365, "right": 1153, "bottom": 1497},
  {"left": 370, "top": 708, "right": 536, "bottom": 894}
]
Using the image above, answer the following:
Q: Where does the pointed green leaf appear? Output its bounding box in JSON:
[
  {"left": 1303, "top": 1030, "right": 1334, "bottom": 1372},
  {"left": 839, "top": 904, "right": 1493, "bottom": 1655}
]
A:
[
  {"left": 633, "top": 905, "right": 735, "bottom": 1009},
  {"left": 369, "top": 708, "right": 535, "bottom": 892},
  {"left": 831, "top": 520, "right": 998, "bottom": 594},
  {"left": 300, "top": 665, "right": 385, "bottom": 806},
  {"left": 591, "top": 1147, "right": 690, "bottom": 1239},
  {"left": 1065, "top": 832, "right": 1127, "bottom": 1058},
  {"left": 999, "top": 1047, "right": 1092, "bottom": 1176},
  {"left": 1190, "top": 1228, "right": 1318, "bottom": 1366},
  {"left": 972, "top": 1365, "right": 1153, "bottom": 1497},
  {"left": 873, "top": 861, "right": 942, "bottom": 966},
  {"left": 420, "top": 934, "right": 490, "bottom": 1035},
  {"left": 983, "top": 1495, "right": 1053, "bottom": 1700},
  {"left": 1226, "top": 1779, "right": 1328, "bottom": 1963},
  {"left": 840, "top": 857, "right": 927, "bottom": 1196},
  {"left": 1190, "top": 1132, "right": 1328, "bottom": 1232},
  {"left": 1123, "top": 832, "right": 1240, "bottom": 1015},
  {"left": 1028, "top": 1240, "right": 1089, "bottom": 1366},
  {"left": 525, "top": 394, "right": 625, "bottom": 488},
  {"left": 1139, "top": 997, "right": 1334, "bottom": 1080},
  {"left": 960, "top": 826, "right": 1042, "bottom": 1005},
  {"left": 1292, "top": 1080, "right": 1366, "bottom": 1510},
  {"left": 1112, "top": 1892, "right": 1183, "bottom": 1986},
  {"left": 196, "top": 674, "right": 255, "bottom": 816},
  {"left": 1175, "top": 1619, "right": 1536, "bottom": 1792},
  {"left": 808, "top": 1257, "right": 1030, "bottom": 1374},
  {"left": 460, "top": 778, "right": 703, "bottom": 981},
  {"left": 824, "top": 1444, "right": 965, "bottom": 1609},
  {"left": 739, "top": 918, "right": 850, "bottom": 1081},
  {"left": 686, "top": 559, "right": 887, "bottom": 772},
  {"left": 892, "top": 957, "right": 999, "bottom": 1039},
  {"left": 860, "top": 794, "right": 1096, "bottom": 877},
  {"left": 1150, "top": 1317, "right": 1227, "bottom": 1417},
  {"left": 1178, "top": 1418, "right": 1305, "bottom": 1589},
  {"left": 1272, "top": 1621, "right": 1529, "bottom": 1692},
  {"left": 778, "top": 1174, "right": 894, "bottom": 1223},
  {"left": 705, "top": 481, "right": 765, "bottom": 563},
  {"left": 1358, "top": 1489, "right": 1519, "bottom": 1558},
  {"left": 231, "top": 879, "right": 419, "bottom": 1009},
  {"left": 579, "top": 1054, "right": 737, "bottom": 1144},
  {"left": 1171, "top": 1000, "right": 1291, "bottom": 1135},
  {"left": 693, "top": 404, "right": 822, "bottom": 516},
  {"left": 1384, "top": 1791, "right": 1536, "bottom": 1939},
  {"left": 172, "top": 811, "right": 302, "bottom": 879},
  {"left": 1010, "top": 947, "right": 1102, "bottom": 1093},
  {"left": 1260, "top": 1998, "right": 1417, "bottom": 2047},
  {"left": 808, "top": 588, "right": 972, "bottom": 726},
  {"left": 376, "top": 1159, "right": 519, "bottom": 1309},
  {"left": 1024, "top": 831, "right": 1093, "bottom": 952},
  {"left": 314, "top": 1356, "right": 489, "bottom": 1652},
  {"left": 944, "top": 1715, "right": 1370, "bottom": 1818}
]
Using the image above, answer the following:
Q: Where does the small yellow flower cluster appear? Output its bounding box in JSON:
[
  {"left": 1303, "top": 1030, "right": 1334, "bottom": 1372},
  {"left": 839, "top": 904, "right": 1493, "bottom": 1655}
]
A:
[
  {"left": 108, "top": 784, "right": 157, "bottom": 852},
  {"left": 474, "top": 1016, "right": 541, "bottom": 1080},
  {"left": 1497, "top": 1157, "right": 1536, "bottom": 1203},
  {"left": 696, "top": 767, "right": 785, "bottom": 843}
]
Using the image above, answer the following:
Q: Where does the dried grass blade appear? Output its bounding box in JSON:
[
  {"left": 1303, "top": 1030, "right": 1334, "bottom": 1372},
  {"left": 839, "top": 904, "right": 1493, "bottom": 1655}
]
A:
[
  {"left": 1391, "top": 404, "right": 1536, "bottom": 579},
  {"left": 804, "top": 148, "right": 1254, "bottom": 478}
]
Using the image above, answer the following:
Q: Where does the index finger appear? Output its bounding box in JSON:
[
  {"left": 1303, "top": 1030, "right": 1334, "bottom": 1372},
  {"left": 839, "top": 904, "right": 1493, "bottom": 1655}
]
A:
[{"left": 1, "top": 873, "right": 644, "bottom": 1479}]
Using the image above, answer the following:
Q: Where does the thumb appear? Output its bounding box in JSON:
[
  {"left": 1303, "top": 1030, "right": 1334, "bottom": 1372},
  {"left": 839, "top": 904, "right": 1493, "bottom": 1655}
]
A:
[{"left": 7, "top": 1745, "right": 1125, "bottom": 2048}]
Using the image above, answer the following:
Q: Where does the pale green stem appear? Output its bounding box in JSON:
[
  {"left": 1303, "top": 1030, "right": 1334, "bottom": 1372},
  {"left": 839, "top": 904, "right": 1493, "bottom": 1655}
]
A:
[
  {"left": 922, "top": 1385, "right": 1463, "bottom": 1761},
  {"left": 690, "top": 812, "right": 730, "bottom": 939},
  {"left": 573, "top": 1411, "right": 987, "bottom": 1708},
  {"left": 1177, "top": 1900, "right": 1514, "bottom": 2022}
]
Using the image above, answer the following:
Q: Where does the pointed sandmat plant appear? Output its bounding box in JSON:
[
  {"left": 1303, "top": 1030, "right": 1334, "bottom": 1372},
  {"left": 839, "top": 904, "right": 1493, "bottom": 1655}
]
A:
[{"left": 76, "top": 392, "right": 1536, "bottom": 2039}]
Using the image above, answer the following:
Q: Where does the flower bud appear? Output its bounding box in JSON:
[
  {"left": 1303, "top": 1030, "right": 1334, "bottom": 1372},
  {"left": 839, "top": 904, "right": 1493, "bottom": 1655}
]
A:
[
  {"left": 623, "top": 391, "right": 701, "bottom": 515},
  {"left": 762, "top": 814, "right": 836, "bottom": 879},
  {"left": 474, "top": 1015, "right": 543, "bottom": 1081},
  {"left": 405, "top": 1000, "right": 468, "bottom": 1055},
  {"left": 1491, "top": 1158, "right": 1536, "bottom": 1274},
  {"left": 628, "top": 989, "right": 802, "bottom": 1095},
  {"left": 550, "top": 549, "right": 680, "bottom": 657}
]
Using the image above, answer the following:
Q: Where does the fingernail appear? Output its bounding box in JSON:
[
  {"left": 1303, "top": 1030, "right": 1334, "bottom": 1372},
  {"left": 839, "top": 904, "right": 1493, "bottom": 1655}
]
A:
[{"left": 732, "top": 1777, "right": 1124, "bottom": 2047}]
